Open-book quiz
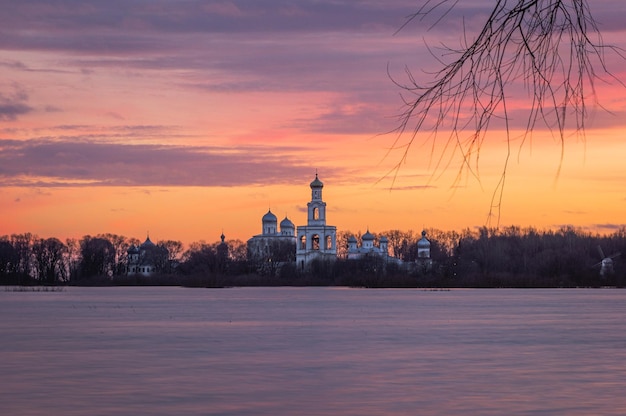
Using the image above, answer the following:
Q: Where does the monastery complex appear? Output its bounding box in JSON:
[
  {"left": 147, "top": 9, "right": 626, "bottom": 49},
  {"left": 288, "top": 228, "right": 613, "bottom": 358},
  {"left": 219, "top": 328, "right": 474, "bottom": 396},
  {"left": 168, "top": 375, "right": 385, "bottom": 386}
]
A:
[
  {"left": 128, "top": 174, "right": 430, "bottom": 276},
  {"left": 247, "top": 174, "right": 431, "bottom": 271}
]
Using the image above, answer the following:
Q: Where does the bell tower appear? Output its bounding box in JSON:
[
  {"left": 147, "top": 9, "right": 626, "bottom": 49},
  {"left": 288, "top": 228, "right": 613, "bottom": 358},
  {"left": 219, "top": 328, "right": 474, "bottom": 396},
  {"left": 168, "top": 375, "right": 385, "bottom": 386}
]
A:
[
  {"left": 296, "top": 173, "right": 337, "bottom": 270},
  {"left": 307, "top": 173, "right": 326, "bottom": 226}
]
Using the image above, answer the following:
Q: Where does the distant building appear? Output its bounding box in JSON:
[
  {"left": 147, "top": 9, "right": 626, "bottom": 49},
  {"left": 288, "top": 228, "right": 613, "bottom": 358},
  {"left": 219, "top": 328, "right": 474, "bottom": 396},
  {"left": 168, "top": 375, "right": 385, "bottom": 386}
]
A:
[
  {"left": 127, "top": 235, "right": 166, "bottom": 276},
  {"left": 215, "top": 232, "right": 230, "bottom": 272},
  {"left": 417, "top": 230, "right": 431, "bottom": 259},
  {"left": 296, "top": 174, "right": 337, "bottom": 270},
  {"left": 347, "top": 230, "right": 388, "bottom": 259},
  {"left": 346, "top": 230, "right": 410, "bottom": 268},
  {"left": 217, "top": 232, "right": 229, "bottom": 262},
  {"left": 247, "top": 173, "right": 431, "bottom": 272},
  {"left": 247, "top": 210, "right": 297, "bottom": 263},
  {"left": 247, "top": 173, "right": 337, "bottom": 270},
  {"left": 414, "top": 230, "right": 433, "bottom": 270}
]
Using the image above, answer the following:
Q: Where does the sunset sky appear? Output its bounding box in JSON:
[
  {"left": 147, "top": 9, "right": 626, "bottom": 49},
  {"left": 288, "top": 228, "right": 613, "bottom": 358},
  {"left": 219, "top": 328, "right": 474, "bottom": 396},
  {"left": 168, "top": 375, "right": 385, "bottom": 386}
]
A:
[{"left": 2, "top": 0, "right": 626, "bottom": 246}]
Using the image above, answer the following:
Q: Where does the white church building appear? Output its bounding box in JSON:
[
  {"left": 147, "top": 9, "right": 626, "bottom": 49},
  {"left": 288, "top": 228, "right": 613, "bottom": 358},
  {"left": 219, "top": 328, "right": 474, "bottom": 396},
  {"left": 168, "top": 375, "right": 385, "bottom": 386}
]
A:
[
  {"left": 347, "top": 230, "right": 389, "bottom": 259},
  {"left": 127, "top": 235, "right": 161, "bottom": 276},
  {"left": 247, "top": 173, "right": 430, "bottom": 271},
  {"left": 346, "top": 229, "right": 430, "bottom": 266},
  {"left": 247, "top": 210, "right": 297, "bottom": 262}
]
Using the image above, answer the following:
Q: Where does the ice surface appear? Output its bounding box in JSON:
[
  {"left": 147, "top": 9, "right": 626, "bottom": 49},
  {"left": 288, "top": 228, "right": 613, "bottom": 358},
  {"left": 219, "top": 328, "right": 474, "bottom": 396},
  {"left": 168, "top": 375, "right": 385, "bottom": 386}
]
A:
[{"left": 1, "top": 287, "right": 626, "bottom": 415}]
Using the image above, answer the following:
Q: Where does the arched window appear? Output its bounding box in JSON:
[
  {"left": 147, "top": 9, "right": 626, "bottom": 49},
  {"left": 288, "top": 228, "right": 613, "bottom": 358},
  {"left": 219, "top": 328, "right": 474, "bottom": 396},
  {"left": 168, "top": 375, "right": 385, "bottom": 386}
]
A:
[
  {"left": 325, "top": 235, "right": 332, "bottom": 250},
  {"left": 313, "top": 207, "right": 319, "bottom": 220},
  {"left": 300, "top": 235, "right": 307, "bottom": 250},
  {"left": 312, "top": 234, "right": 320, "bottom": 250}
]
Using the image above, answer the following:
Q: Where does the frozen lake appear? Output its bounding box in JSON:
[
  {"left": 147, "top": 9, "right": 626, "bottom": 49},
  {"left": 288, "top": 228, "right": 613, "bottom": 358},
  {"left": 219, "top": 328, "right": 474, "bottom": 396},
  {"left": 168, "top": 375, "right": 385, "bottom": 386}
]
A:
[{"left": 2, "top": 287, "right": 626, "bottom": 415}]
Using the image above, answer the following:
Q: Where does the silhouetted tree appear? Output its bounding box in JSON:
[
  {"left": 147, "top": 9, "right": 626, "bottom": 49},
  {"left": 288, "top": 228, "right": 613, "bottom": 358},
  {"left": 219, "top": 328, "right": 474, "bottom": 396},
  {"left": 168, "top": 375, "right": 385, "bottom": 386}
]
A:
[
  {"left": 0, "top": 237, "right": 19, "bottom": 283},
  {"left": 78, "top": 236, "right": 115, "bottom": 279},
  {"left": 144, "top": 241, "right": 169, "bottom": 274},
  {"left": 227, "top": 239, "right": 248, "bottom": 262},
  {"left": 64, "top": 238, "right": 80, "bottom": 281},
  {"left": 384, "top": 229, "right": 413, "bottom": 259},
  {"left": 32, "top": 238, "right": 67, "bottom": 284},
  {"left": 98, "top": 233, "right": 129, "bottom": 276},
  {"left": 248, "top": 239, "right": 296, "bottom": 276},
  {"left": 157, "top": 240, "right": 184, "bottom": 274},
  {"left": 336, "top": 230, "right": 353, "bottom": 259},
  {"left": 179, "top": 242, "right": 218, "bottom": 275},
  {"left": 11, "top": 233, "right": 36, "bottom": 277},
  {"left": 224, "top": 239, "right": 250, "bottom": 275}
]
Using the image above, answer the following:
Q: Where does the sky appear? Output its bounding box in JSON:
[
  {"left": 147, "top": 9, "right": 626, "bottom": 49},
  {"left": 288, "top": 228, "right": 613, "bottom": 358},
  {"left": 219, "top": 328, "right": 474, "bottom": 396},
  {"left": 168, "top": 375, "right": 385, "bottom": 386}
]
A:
[{"left": 2, "top": 0, "right": 626, "bottom": 246}]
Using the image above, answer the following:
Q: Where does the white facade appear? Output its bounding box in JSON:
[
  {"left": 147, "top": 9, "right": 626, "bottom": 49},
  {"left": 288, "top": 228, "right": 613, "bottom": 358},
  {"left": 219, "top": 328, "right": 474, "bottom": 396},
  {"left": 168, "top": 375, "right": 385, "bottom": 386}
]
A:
[
  {"left": 127, "top": 236, "right": 160, "bottom": 276},
  {"left": 247, "top": 210, "right": 297, "bottom": 261},
  {"left": 296, "top": 174, "right": 337, "bottom": 270},
  {"left": 347, "top": 231, "right": 389, "bottom": 259},
  {"left": 347, "top": 230, "right": 431, "bottom": 268},
  {"left": 417, "top": 230, "right": 431, "bottom": 259}
]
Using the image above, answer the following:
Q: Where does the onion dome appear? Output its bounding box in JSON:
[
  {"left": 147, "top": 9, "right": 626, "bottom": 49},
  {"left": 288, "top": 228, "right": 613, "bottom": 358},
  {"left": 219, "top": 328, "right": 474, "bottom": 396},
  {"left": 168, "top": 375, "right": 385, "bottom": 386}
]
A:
[
  {"left": 127, "top": 244, "right": 140, "bottom": 254},
  {"left": 362, "top": 230, "right": 375, "bottom": 241},
  {"left": 280, "top": 216, "right": 294, "bottom": 229},
  {"left": 140, "top": 236, "right": 156, "bottom": 249},
  {"left": 418, "top": 230, "right": 431, "bottom": 247},
  {"left": 348, "top": 235, "right": 358, "bottom": 243},
  {"left": 379, "top": 236, "right": 388, "bottom": 243},
  {"left": 310, "top": 173, "right": 324, "bottom": 189},
  {"left": 262, "top": 210, "right": 277, "bottom": 223}
]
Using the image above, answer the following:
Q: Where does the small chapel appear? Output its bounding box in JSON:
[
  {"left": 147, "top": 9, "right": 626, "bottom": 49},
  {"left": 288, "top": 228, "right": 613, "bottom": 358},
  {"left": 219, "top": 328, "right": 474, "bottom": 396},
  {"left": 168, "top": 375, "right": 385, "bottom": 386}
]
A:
[
  {"left": 346, "top": 230, "right": 389, "bottom": 259},
  {"left": 127, "top": 235, "right": 163, "bottom": 276}
]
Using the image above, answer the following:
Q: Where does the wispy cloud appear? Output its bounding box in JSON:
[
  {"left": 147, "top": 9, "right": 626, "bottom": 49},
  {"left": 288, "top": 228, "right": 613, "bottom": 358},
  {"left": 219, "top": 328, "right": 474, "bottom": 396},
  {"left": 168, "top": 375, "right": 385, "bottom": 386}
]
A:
[
  {"left": 0, "top": 85, "right": 33, "bottom": 121},
  {"left": 0, "top": 138, "right": 338, "bottom": 187},
  {"left": 0, "top": 1, "right": 412, "bottom": 38},
  {"left": 593, "top": 223, "right": 626, "bottom": 231}
]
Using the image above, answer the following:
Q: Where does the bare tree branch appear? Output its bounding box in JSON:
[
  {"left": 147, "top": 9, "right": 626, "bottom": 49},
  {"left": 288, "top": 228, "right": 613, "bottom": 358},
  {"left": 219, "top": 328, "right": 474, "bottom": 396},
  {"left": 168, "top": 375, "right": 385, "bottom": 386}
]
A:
[{"left": 389, "top": 0, "right": 623, "bottom": 226}]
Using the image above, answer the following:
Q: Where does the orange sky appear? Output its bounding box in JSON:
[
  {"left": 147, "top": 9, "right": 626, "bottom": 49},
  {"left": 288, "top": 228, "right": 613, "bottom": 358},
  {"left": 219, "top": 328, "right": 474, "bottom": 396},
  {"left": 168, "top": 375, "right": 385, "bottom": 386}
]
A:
[{"left": 1, "top": 1, "right": 625, "bottom": 247}]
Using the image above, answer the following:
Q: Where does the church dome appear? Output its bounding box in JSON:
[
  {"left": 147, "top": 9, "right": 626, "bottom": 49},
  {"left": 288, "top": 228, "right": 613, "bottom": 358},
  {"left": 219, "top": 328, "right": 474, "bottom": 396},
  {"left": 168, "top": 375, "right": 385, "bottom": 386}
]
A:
[
  {"left": 280, "top": 216, "right": 294, "bottom": 229},
  {"left": 418, "top": 230, "right": 431, "bottom": 247},
  {"left": 348, "top": 235, "right": 358, "bottom": 243},
  {"left": 379, "top": 236, "right": 388, "bottom": 243},
  {"left": 262, "top": 210, "right": 277, "bottom": 223},
  {"left": 140, "top": 236, "right": 156, "bottom": 249},
  {"left": 362, "top": 230, "right": 375, "bottom": 241},
  {"left": 310, "top": 174, "right": 324, "bottom": 188}
]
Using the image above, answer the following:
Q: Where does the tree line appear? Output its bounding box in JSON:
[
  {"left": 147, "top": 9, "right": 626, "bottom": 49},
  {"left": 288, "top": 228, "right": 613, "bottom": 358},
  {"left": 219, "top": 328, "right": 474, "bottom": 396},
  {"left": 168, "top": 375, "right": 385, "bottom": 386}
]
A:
[
  {"left": 1, "top": 225, "right": 624, "bottom": 287},
  {"left": 0, "top": 233, "right": 247, "bottom": 286},
  {"left": 349, "top": 225, "right": 625, "bottom": 288}
]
